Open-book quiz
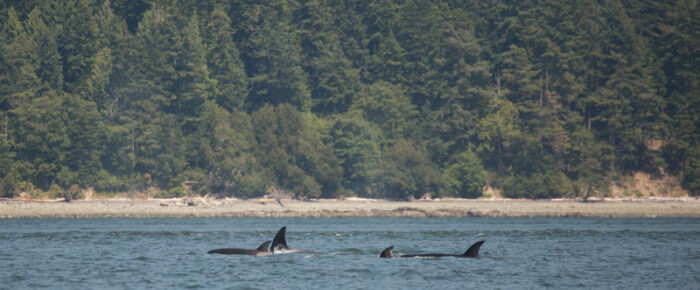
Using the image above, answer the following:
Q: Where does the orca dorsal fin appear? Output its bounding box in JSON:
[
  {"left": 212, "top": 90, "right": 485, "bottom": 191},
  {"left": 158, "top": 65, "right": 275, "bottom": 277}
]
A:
[
  {"left": 462, "top": 240, "right": 485, "bottom": 257},
  {"left": 257, "top": 240, "right": 272, "bottom": 251},
  {"left": 271, "top": 226, "right": 289, "bottom": 252},
  {"left": 379, "top": 246, "right": 394, "bottom": 258}
]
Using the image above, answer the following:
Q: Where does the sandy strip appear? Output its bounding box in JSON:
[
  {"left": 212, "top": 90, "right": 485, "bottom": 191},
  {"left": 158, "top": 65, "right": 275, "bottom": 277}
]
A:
[{"left": 1, "top": 197, "right": 699, "bottom": 218}]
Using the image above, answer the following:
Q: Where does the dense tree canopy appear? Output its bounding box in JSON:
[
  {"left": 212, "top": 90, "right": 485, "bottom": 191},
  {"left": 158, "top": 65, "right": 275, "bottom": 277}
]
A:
[{"left": 0, "top": 0, "right": 697, "bottom": 198}]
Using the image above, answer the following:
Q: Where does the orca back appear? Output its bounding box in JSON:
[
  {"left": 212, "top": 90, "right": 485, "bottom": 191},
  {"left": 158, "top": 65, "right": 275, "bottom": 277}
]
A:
[
  {"left": 271, "top": 226, "right": 289, "bottom": 252},
  {"left": 257, "top": 240, "right": 272, "bottom": 252},
  {"left": 379, "top": 246, "right": 394, "bottom": 258},
  {"left": 462, "top": 240, "right": 484, "bottom": 257}
]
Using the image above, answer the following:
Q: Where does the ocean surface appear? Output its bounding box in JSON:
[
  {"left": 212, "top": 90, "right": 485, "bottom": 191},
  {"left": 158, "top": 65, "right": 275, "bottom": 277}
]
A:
[{"left": 1, "top": 217, "right": 698, "bottom": 289}]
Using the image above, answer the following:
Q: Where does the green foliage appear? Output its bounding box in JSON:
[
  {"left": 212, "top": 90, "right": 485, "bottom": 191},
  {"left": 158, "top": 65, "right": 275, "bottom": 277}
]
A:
[
  {"left": 330, "top": 113, "right": 382, "bottom": 196},
  {"left": 133, "top": 112, "right": 186, "bottom": 189},
  {"left": 60, "top": 184, "right": 83, "bottom": 202},
  {"left": 171, "top": 14, "right": 212, "bottom": 120},
  {"left": 58, "top": 0, "right": 100, "bottom": 94},
  {"left": 298, "top": 0, "right": 361, "bottom": 114},
  {"left": 477, "top": 95, "right": 519, "bottom": 173},
  {"left": 502, "top": 170, "right": 572, "bottom": 199},
  {"left": 441, "top": 150, "right": 486, "bottom": 198},
  {"left": 110, "top": 0, "right": 150, "bottom": 33},
  {"left": 568, "top": 128, "right": 609, "bottom": 199},
  {"left": 0, "top": 1, "right": 696, "bottom": 199},
  {"left": 682, "top": 145, "right": 700, "bottom": 197},
  {"left": 379, "top": 140, "right": 441, "bottom": 200},
  {"left": 251, "top": 103, "right": 342, "bottom": 198},
  {"left": 0, "top": 174, "right": 18, "bottom": 197},
  {"left": 0, "top": 139, "right": 19, "bottom": 196},
  {"left": 242, "top": 4, "right": 310, "bottom": 111},
  {"left": 352, "top": 81, "right": 417, "bottom": 139},
  {"left": 203, "top": 8, "right": 248, "bottom": 112}
]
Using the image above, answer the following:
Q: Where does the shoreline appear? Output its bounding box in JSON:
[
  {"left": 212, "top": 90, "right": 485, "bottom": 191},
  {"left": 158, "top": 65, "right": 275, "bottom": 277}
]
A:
[{"left": 1, "top": 197, "right": 700, "bottom": 218}]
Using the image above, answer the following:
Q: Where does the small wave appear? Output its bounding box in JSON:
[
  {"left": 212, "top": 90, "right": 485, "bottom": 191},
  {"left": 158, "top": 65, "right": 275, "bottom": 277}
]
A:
[{"left": 134, "top": 256, "right": 150, "bottom": 262}]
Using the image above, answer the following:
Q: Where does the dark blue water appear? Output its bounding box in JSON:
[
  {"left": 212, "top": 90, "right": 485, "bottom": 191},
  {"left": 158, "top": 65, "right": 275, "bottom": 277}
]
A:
[{"left": 1, "top": 218, "right": 698, "bottom": 289}]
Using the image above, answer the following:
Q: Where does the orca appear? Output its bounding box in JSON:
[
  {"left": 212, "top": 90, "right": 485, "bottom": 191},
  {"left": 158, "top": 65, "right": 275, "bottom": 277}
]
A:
[
  {"left": 379, "top": 240, "right": 485, "bottom": 258},
  {"left": 208, "top": 240, "right": 272, "bottom": 256},
  {"left": 270, "top": 226, "right": 322, "bottom": 254}
]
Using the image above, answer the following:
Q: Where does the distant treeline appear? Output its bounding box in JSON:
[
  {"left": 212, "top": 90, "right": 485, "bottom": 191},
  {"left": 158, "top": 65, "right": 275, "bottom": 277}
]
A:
[{"left": 0, "top": 0, "right": 698, "bottom": 199}]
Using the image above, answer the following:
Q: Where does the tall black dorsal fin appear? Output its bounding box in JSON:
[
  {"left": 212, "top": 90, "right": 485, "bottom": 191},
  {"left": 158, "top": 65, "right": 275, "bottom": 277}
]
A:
[
  {"left": 271, "top": 226, "right": 288, "bottom": 251},
  {"left": 462, "top": 240, "right": 485, "bottom": 257},
  {"left": 257, "top": 240, "right": 272, "bottom": 251},
  {"left": 379, "top": 246, "right": 394, "bottom": 258}
]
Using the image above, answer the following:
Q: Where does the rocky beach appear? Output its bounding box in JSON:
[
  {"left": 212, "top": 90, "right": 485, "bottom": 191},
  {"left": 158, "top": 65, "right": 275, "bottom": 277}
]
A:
[{"left": 1, "top": 197, "right": 699, "bottom": 218}]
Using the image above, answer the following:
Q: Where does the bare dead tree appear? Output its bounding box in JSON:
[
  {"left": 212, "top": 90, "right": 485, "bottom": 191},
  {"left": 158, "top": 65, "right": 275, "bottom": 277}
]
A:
[
  {"left": 539, "top": 74, "right": 544, "bottom": 107},
  {"left": 109, "top": 96, "right": 119, "bottom": 121},
  {"left": 4, "top": 111, "right": 7, "bottom": 144},
  {"left": 131, "top": 126, "right": 135, "bottom": 155},
  {"left": 491, "top": 70, "right": 502, "bottom": 97}
]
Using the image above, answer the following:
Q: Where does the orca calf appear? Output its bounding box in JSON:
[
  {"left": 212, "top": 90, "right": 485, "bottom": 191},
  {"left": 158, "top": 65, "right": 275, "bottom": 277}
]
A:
[
  {"left": 271, "top": 226, "right": 322, "bottom": 254},
  {"left": 379, "top": 240, "right": 484, "bottom": 258},
  {"left": 208, "top": 240, "right": 272, "bottom": 256}
]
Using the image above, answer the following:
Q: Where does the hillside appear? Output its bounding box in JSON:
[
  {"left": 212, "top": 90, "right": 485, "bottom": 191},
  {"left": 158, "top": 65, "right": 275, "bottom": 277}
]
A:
[{"left": 0, "top": 0, "right": 698, "bottom": 199}]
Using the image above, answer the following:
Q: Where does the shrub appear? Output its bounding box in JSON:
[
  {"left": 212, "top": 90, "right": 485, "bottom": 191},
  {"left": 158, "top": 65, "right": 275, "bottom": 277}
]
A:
[
  {"left": 502, "top": 170, "right": 572, "bottom": 199},
  {"left": 441, "top": 150, "right": 486, "bottom": 198},
  {"left": 682, "top": 145, "right": 700, "bottom": 197}
]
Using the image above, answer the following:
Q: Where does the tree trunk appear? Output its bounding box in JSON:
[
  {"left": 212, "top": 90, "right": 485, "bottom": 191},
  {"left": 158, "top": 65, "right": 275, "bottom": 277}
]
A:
[
  {"left": 609, "top": 126, "right": 616, "bottom": 173},
  {"left": 586, "top": 107, "right": 591, "bottom": 130},
  {"left": 131, "top": 126, "right": 135, "bottom": 155},
  {"left": 4, "top": 112, "right": 7, "bottom": 144},
  {"left": 539, "top": 74, "right": 543, "bottom": 107},
  {"left": 494, "top": 71, "right": 501, "bottom": 97},
  {"left": 496, "top": 137, "right": 504, "bottom": 174},
  {"left": 583, "top": 182, "right": 592, "bottom": 202}
]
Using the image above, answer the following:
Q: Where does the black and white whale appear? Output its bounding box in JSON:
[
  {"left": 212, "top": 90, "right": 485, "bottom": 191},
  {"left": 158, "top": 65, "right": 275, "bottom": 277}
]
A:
[
  {"left": 379, "top": 240, "right": 485, "bottom": 258},
  {"left": 208, "top": 240, "right": 272, "bottom": 256},
  {"left": 271, "top": 226, "right": 322, "bottom": 254}
]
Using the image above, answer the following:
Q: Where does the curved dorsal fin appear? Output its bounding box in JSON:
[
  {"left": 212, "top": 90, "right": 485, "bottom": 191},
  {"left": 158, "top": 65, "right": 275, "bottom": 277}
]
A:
[
  {"left": 271, "top": 226, "right": 288, "bottom": 251},
  {"left": 257, "top": 240, "right": 272, "bottom": 251},
  {"left": 379, "top": 246, "right": 394, "bottom": 258},
  {"left": 462, "top": 240, "right": 484, "bottom": 257}
]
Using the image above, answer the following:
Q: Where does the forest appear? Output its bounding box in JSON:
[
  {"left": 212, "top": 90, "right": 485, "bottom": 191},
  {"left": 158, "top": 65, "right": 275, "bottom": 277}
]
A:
[{"left": 0, "top": 0, "right": 697, "bottom": 199}]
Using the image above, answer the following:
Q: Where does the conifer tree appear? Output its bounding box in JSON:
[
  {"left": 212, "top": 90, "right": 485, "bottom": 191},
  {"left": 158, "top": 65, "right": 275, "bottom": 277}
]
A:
[
  {"left": 242, "top": 3, "right": 310, "bottom": 111},
  {"left": 171, "top": 13, "right": 212, "bottom": 126},
  {"left": 298, "top": 0, "right": 361, "bottom": 114},
  {"left": 204, "top": 8, "right": 248, "bottom": 112}
]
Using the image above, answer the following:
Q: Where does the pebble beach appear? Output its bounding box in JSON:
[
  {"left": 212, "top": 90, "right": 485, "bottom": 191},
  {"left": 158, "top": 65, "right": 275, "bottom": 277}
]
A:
[{"left": 2, "top": 197, "right": 699, "bottom": 218}]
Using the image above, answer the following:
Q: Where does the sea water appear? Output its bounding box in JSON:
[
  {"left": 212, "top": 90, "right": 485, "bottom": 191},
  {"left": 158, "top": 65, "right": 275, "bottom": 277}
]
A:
[{"left": 1, "top": 217, "right": 698, "bottom": 289}]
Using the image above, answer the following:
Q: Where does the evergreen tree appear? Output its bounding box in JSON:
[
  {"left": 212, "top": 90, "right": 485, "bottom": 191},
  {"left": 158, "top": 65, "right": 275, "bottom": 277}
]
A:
[
  {"left": 58, "top": 0, "right": 100, "bottom": 94},
  {"left": 0, "top": 0, "right": 697, "bottom": 198},
  {"left": 330, "top": 113, "right": 382, "bottom": 197},
  {"left": 110, "top": 0, "right": 150, "bottom": 33},
  {"left": 191, "top": 101, "right": 267, "bottom": 197},
  {"left": 242, "top": 3, "right": 310, "bottom": 111},
  {"left": 251, "top": 103, "right": 342, "bottom": 198},
  {"left": 204, "top": 8, "right": 248, "bottom": 112},
  {"left": 568, "top": 127, "right": 609, "bottom": 200},
  {"left": 298, "top": 0, "right": 361, "bottom": 114},
  {"left": 477, "top": 94, "right": 519, "bottom": 174},
  {"left": 441, "top": 150, "right": 486, "bottom": 198},
  {"left": 351, "top": 81, "right": 418, "bottom": 139},
  {"left": 654, "top": 0, "right": 700, "bottom": 179},
  {"left": 0, "top": 7, "right": 40, "bottom": 108},
  {"left": 171, "top": 13, "right": 212, "bottom": 130},
  {"left": 379, "top": 139, "right": 441, "bottom": 200},
  {"left": 24, "top": 7, "right": 63, "bottom": 92},
  {"left": 683, "top": 145, "right": 700, "bottom": 197}
]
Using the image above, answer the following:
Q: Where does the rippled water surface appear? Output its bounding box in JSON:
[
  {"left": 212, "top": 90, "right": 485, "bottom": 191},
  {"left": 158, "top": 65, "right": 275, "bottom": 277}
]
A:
[{"left": 1, "top": 218, "right": 699, "bottom": 289}]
